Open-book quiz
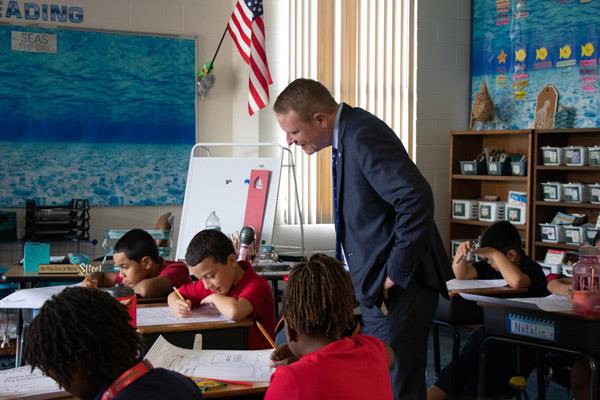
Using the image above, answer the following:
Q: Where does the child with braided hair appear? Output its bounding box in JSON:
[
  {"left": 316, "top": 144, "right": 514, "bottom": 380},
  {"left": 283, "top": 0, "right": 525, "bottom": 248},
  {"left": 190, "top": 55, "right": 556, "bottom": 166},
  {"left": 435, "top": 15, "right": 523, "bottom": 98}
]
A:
[
  {"left": 23, "top": 287, "right": 201, "bottom": 400},
  {"left": 265, "top": 254, "right": 393, "bottom": 400}
]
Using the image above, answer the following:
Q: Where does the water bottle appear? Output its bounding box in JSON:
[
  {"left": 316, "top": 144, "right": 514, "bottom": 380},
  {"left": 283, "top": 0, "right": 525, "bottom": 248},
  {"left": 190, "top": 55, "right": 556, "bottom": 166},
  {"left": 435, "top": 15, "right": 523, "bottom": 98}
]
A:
[
  {"left": 572, "top": 246, "right": 600, "bottom": 316},
  {"left": 205, "top": 211, "right": 221, "bottom": 231},
  {"left": 103, "top": 284, "right": 137, "bottom": 327}
]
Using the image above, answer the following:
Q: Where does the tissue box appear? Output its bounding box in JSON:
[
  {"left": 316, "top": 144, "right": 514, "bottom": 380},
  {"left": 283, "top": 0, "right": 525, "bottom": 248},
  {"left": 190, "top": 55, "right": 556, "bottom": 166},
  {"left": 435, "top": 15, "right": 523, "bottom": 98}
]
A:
[
  {"left": 563, "top": 183, "right": 590, "bottom": 203},
  {"left": 564, "top": 146, "right": 588, "bottom": 166},
  {"left": 589, "top": 146, "right": 600, "bottom": 166},
  {"left": 506, "top": 204, "right": 527, "bottom": 225},
  {"left": 24, "top": 242, "right": 50, "bottom": 272},
  {"left": 452, "top": 199, "right": 479, "bottom": 220},
  {"left": 479, "top": 201, "right": 505, "bottom": 222},
  {"left": 588, "top": 183, "right": 600, "bottom": 204},
  {"left": 539, "top": 223, "right": 565, "bottom": 243},
  {"left": 564, "top": 225, "right": 587, "bottom": 245},
  {"left": 541, "top": 146, "right": 564, "bottom": 166},
  {"left": 541, "top": 182, "right": 563, "bottom": 202}
]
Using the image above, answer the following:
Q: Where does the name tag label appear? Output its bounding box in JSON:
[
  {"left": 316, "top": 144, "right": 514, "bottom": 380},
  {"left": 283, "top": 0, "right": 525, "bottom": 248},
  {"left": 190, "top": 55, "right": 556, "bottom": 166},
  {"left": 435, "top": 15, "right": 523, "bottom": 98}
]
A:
[{"left": 507, "top": 313, "right": 557, "bottom": 342}]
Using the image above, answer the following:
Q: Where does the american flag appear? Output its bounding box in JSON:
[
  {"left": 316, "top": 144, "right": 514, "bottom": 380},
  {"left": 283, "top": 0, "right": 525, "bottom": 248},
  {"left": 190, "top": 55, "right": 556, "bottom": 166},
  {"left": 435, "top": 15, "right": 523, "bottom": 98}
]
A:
[{"left": 228, "top": 0, "right": 272, "bottom": 115}]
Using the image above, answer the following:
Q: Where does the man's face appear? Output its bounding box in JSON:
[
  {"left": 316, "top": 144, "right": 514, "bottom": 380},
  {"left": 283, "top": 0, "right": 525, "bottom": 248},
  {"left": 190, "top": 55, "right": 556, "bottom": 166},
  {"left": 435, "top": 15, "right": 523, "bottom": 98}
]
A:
[{"left": 276, "top": 110, "right": 332, "bottom": 155}]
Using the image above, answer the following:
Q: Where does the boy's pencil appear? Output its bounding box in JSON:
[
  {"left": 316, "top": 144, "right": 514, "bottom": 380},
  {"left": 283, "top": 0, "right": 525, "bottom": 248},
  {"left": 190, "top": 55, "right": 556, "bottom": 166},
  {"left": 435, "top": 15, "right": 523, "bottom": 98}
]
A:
[
  {"left": 172, "top": 286, "right": 186, "bottom": 301},
  {"left": 256, "top": 321, "right": 276, "bottom": 349},
  {"left": 203, "top": 378, "right": 254, "bottom": 387}
]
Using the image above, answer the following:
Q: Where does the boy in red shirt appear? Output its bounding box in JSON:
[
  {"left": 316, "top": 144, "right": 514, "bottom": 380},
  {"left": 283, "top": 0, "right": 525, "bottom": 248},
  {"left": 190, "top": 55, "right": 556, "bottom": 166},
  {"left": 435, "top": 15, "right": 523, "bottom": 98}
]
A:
[
  {"left": 167, "top": 229, "right": 275, "bottom": 350},
  {"left": 83, "top": 229, "right": 191, "bottom": 298},
  {"left": 266, "top": 254, "right": 393, "bottom": 400}
]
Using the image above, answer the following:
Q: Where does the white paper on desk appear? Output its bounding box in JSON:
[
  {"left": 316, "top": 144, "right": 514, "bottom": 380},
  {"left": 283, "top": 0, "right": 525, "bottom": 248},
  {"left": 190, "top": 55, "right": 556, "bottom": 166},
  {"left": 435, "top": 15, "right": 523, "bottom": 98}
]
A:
[
  {"left": 446, "top": 279, "right": 508, "bottom": 291},
  {"left": 507, "top": 295, "right": 573, "bottom": 312},
  {"left": 137, "top": 305, "right": 234, "bottom": 327},
  {"left": 0, "top": 284, "right": 77, "bottom": 309},
  {"left": 145, "top": 335, "right": 274, "bottom": 382},
  {"left": 0, "top": 366, "right": 66, "bottom": 399}
]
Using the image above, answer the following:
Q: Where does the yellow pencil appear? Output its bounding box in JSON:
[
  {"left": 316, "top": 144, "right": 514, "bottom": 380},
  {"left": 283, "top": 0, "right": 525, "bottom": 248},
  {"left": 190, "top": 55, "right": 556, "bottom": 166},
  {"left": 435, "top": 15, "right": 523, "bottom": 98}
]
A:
[
  {"left": 256, "top": 321, "right": 276, "bottom": 349},
  {"left": 172, "top": 286, "right": 186, "bottom": 302}
]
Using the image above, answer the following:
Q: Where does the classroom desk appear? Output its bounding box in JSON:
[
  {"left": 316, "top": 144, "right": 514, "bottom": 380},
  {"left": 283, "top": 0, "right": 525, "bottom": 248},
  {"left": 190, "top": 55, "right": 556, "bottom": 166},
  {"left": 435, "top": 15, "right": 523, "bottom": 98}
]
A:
[
  {"left": 1, "top": 265, "right": 84, "bottom": 288},
  {"left": 432, "top": 286, "right": 528, "bottom": 397},
  {"left": 137, "top": 304, "right": 252, "bottom": 351},
  {"left": 475, "top": 297, "right": 600, "bottom": 400}
]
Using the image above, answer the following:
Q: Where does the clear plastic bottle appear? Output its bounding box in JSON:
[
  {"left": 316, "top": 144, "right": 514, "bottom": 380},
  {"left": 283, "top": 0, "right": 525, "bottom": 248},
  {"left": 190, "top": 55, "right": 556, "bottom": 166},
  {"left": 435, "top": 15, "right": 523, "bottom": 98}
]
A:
[
  {"left": 572, "top": 246, "right": 600, "bottom": 316},
  {"left": 205, "top": 211, "right": 221, "bottom": 231}
]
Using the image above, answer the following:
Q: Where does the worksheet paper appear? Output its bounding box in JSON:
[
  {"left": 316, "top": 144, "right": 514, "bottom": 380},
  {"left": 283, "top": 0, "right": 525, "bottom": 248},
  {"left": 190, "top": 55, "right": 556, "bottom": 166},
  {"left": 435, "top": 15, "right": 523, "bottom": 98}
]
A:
[
  {"left": 507, "top": 294, "right": 573, "bottom": 312},
  {"left": 136, "top": 305, "right": 234, "bottom": 326},
  {"left": 446, "top": 279, "right": 508, "bottom": 291},
  {"left": 145, "top": 335, "right": 274, "bottom": 382},
  {"left": 0, "top": 366, "right": 66, "bottom": 399},
  {"left": 0, "top": 284, "right": 75, "bottom": 309}
]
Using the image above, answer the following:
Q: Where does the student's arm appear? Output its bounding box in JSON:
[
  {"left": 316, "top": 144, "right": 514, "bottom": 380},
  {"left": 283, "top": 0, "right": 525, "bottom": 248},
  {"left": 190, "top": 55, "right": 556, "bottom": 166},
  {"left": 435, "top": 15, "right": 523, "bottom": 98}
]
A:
[
  {"left": 475, "top": 247, "right": 530, "bottom": 288},
  {"left": 167, "top": 291, "right": 193, "bottom": 317},
  {"left": 452, "top": 241, "right": 478, "bottom": 279},
  {"left": 548, "top": 277, "right": 573, "bottom": 296},
  {"left": 132, "top": 276, "right": 172, "bottom": 298},
  {"left": 81, "top": 271, "right": 117, "bottom": 288},
  {"left": 200, "top": 294, "right": 253, "bottom": 320}
]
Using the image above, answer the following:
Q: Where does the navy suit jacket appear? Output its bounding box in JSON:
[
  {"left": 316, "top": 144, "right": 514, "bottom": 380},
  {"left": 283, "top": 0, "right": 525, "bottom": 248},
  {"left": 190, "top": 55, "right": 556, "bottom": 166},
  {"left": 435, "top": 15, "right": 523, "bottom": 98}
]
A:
[{"left": 335, "top": 104, "right": 451, "bottom": 308}]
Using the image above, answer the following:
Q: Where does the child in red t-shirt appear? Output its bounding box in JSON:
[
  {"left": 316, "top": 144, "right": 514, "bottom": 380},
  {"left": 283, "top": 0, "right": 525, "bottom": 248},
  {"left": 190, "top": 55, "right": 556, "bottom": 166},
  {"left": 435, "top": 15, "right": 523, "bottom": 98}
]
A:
[
  {"left": 167, "top": 229, "right": 275, "bottom": 350},
  {"left": 83, "top": 229, "right": 191, "bottom": 298},
  {"left": 265, "top": 254, "right": 393, "bottom": 400}
]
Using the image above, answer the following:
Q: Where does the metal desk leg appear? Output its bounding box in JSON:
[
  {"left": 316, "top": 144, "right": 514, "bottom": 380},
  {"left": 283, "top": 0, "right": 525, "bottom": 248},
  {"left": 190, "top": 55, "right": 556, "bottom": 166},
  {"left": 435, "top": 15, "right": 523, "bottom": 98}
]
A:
[
  {"left": 432, "top": 323, "right": 441, "bottom": 373},
  {"left": 580, "top": 353, "right": 599, "bottom": 400},
  {"left": 432, "top": 320, "right": 461, "bottom": 398}
]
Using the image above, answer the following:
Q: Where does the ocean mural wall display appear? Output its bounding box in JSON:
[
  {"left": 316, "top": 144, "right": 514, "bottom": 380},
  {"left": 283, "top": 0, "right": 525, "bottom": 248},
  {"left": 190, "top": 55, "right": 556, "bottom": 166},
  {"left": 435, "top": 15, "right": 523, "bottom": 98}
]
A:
[
  {"left": 472, "top": 0, "right": 600, "bottom": 129},
  {"left": 0, "top": 25, "right": 196, "bottom": 207}
]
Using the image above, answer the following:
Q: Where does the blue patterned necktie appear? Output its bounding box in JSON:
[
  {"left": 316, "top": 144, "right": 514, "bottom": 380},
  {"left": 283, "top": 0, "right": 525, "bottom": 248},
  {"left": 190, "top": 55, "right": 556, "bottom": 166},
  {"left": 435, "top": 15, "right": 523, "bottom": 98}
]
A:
[{"left": 332, "top": 148, "right": 341, "bottom": 260}]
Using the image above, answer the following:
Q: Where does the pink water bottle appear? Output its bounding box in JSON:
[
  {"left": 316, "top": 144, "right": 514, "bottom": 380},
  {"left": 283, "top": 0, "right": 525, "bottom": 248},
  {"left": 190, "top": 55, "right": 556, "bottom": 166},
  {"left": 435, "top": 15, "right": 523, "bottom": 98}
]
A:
[{"left": 572, "top": 247, "right": 600, "bottom": 316}]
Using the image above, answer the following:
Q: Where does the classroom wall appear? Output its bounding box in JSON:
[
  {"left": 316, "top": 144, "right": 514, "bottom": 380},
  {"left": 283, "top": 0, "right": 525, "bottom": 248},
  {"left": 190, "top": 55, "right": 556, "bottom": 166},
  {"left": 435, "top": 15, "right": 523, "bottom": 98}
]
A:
[
  {"left": 2, "top": 0, "right": 470, "bottom": 257},
  {"left": 414, "top": 0, "right": 471, "bottom": 244}
]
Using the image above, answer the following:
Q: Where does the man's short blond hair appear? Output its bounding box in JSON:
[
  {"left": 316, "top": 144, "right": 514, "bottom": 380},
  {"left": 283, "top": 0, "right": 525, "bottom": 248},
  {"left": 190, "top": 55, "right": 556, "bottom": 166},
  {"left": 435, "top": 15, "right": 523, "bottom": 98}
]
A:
[{"left": 273, "top": 78, "right": 338, "bottom": 121}]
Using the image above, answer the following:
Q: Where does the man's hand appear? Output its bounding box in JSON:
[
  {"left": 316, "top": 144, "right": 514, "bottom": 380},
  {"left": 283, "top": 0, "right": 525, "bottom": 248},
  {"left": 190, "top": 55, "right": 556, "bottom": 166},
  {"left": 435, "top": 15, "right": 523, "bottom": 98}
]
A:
[{"left": 383, "top": 276, "right": 395, "bottom": 299}]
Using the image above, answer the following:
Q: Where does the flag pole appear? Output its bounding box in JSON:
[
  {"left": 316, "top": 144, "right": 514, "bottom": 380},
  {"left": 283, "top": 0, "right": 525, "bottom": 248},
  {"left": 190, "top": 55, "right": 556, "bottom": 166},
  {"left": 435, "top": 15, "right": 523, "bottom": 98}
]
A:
[{"left": 206, "top": 26, "right": 228, "bottom": 73}]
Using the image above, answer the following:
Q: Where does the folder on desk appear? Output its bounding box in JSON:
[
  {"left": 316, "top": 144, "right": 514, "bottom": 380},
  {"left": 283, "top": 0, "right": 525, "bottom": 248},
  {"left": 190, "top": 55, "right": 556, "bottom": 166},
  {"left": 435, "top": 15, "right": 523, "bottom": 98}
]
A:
[{"left": 23, "top": 242, "right": 50, "bottom": 273}]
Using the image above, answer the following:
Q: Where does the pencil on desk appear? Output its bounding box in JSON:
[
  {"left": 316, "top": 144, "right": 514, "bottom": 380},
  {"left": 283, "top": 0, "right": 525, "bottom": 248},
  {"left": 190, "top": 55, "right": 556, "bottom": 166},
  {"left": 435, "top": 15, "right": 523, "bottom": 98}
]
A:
[
  {"left": 256, "top": 321, "right": 276, "bottom": 349},
  {"left": 204, "top": 378, "right": 253, "bottom": 387}
]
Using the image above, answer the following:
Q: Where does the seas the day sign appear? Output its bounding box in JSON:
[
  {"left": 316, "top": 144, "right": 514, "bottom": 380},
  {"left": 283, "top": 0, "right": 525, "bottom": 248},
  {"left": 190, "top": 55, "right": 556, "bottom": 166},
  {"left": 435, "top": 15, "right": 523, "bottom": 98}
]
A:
[
  {"left": 471, "top": 0, "right": 600, "bottom": 129},
  {"left": 0, "top": 25, "right": 196, "bottom": 207}
]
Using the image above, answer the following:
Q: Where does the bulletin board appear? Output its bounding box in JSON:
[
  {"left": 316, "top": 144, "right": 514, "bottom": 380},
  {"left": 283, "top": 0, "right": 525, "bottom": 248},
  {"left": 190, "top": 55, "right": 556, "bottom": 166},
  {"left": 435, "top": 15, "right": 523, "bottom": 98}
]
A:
[
  {"left": 471, "top": 0, "right": 600, "bottom": 129},
  {"left": 0, "top": 24, "right": 196, "bottom": 207},
  {"left": 175, "top": 155, "right": 282, "bottom": 261}
]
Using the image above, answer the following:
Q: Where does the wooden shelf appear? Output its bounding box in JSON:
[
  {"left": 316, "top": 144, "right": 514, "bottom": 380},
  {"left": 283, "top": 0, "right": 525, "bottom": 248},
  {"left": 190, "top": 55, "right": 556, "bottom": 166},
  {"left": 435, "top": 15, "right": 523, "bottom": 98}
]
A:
[
  {"left": 451, "top": 219, "right": 526, "bottom": 230},
  {"left": 452, "top": 174, "right": 527, "bottom": 181},
  {"left": 534, "top": 241, "right": 578, "bottom": 250},
  {"left": 451, "top": 130, "right": 532, "bottom": 136},
  {"left": 536, "top": 165, "right": 600, "bottom": 171},
  {"left": 535, "top": 201, "right": 600, "bottom": 209}
]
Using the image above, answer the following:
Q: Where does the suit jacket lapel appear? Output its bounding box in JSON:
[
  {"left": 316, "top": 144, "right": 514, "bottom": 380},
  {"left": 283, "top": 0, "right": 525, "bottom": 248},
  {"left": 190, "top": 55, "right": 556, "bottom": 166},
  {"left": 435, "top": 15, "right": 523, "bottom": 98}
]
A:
[{"left": 336, "top": 103, "right": 352, "bottom": 217}]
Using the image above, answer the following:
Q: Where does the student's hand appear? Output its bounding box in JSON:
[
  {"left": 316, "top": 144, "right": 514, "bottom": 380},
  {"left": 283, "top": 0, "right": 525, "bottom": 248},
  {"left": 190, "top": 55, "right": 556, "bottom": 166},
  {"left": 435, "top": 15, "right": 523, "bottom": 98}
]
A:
[
  {"left": 171, "top": 299, "right": 193, "bottom": 317},
  {"left": 383, "top": 276, "right": 395, "bottom": 299},
  {"left": 81, "top": 272, "right": 102, "bottom": 288},
  {"left": 269, "top": 344, "right": 298, "bottom": 367},
  {"left": 473, "top": 247, "right": 502, "bottom": 269},
  {"left": 453, "top": 241, "right": 471, "bottom": 264}
]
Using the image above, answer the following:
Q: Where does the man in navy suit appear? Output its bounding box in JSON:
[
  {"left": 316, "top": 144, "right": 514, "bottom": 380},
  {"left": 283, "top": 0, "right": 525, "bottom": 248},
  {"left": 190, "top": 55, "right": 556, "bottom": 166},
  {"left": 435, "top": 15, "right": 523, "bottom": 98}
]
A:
[{"left": 274, "top": 79, "right": 451, "bottom": 400}]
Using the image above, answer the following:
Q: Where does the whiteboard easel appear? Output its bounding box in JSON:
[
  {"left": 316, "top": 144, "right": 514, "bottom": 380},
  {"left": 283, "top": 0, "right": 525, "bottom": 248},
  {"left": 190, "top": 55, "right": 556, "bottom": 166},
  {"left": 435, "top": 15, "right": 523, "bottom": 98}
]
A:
[{"left": 176, "top": 143, "right": 303, "bottom": 261}]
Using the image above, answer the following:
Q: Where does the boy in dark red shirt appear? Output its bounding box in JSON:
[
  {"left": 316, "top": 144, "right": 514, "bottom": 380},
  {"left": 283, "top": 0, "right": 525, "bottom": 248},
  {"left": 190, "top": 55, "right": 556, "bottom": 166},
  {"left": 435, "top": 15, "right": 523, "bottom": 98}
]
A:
[
  {"left": 266, "top": 254, "right": 393, "bottom": 400},
  {"left": 167, "top": 229, "right": 275, "bottom": 350},
  {"left": 84, "top": 229, "right": 191, "bottom": 298}
]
